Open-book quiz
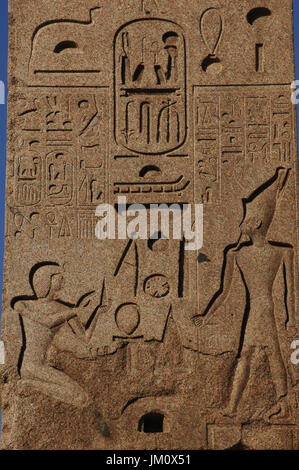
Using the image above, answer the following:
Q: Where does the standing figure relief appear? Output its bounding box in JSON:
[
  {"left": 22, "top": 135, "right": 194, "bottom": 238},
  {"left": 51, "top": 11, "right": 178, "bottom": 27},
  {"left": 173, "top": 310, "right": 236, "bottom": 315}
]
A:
[{"left": 193, "top": 167, "right": 297, "bottom": 421}]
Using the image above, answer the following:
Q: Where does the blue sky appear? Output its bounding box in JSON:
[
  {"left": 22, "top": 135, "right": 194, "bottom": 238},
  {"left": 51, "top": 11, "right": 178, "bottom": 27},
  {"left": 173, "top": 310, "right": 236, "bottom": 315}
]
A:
[{"left": 0, "top": 2, "right": 298, "bottom": 323}]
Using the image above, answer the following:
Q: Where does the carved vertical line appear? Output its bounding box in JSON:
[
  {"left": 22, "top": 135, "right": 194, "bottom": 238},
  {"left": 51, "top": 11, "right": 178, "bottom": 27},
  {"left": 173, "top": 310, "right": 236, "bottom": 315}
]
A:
[
  {"left": 178, "top": 238, "right": 185, "bottom": 298},
  {"left": 134, "top": 241, "right": 139, "bottom": 297},
  {"left": 255, "top": 44, "right": 264, "bottom": 72},
  {"left": 244, "top": 96, "right": 247, "bottom": 164},
  {"left": 17, "top": 315, "right": 26, "bottom": 376},
  {"left": 218, "top": 94, "right": 222, "bottom": 201}
]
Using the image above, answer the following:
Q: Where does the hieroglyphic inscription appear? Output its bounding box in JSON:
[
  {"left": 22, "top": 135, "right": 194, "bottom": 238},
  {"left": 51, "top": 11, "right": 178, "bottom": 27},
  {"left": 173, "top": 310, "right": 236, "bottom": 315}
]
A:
[
  {"left": 200, "top": 8, "right": 224, "bottom": 73},
  {"left": 8, "top": 89, "right": 109, "bottom": 239},
  {"left": 194, "top": 86, "right": 294, "bottom": 202},
  {"left": 114, "top": 19, "right": 186, "bottom": 155},
  {"left": 28, "top": 8, "right": 103, "bottom": 86},
  {"left": 194, "top": 93, "right": 220, "bottom": 204}
]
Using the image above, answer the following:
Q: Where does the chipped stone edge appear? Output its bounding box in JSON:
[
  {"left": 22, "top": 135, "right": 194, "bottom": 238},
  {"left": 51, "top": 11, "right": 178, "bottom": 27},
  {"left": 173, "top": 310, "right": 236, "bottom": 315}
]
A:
[{"left": 0, "top": 341, "right": 5, "bottom": 416}]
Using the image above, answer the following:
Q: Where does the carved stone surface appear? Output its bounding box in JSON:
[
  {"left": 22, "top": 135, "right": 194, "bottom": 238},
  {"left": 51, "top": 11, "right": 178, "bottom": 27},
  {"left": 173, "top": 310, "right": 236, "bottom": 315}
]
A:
[{"left": 0, "top": 0, "right": 298, "bottom": 450}]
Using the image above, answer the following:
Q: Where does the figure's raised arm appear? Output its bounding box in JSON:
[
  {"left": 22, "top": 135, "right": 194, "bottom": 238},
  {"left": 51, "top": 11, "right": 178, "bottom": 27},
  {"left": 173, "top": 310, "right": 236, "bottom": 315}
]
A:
[
  {"left": 193, "top": 250, "right": 235, "bottom": 326},
  {"left": 14, "top": 300, "right": 77, "bottom": 328},
  {"left": 47, "top": 308, "right": 78, "bottom": 329}
]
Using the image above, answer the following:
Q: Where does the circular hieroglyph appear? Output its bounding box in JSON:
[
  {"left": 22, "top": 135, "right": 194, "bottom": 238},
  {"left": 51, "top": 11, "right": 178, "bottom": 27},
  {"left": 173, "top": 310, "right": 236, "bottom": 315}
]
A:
[{"left": 144, "top": 275, "right": 170, "bottom": 298}]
